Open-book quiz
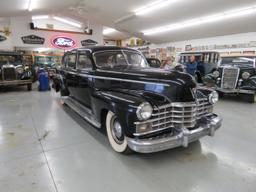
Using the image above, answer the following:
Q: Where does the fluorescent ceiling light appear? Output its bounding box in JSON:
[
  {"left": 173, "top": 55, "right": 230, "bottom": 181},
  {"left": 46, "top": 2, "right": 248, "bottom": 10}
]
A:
[
  {"left": 53, "top": 16, "right": 82, "bottom": 28},
  {"left": 143, "top": 5, "right": 256, "bottom": 35},
  {"left": 32, "top": 15, "right": 49, "bottom": 20},
  {"left": 134, "top": 0, "right": 180, "bottom": 15},
  {"left": 28, "top": 0, "right": 33, "bottom": 11},
  {"left": 103, "top": 28, "right": 117, "bottom": 35}
]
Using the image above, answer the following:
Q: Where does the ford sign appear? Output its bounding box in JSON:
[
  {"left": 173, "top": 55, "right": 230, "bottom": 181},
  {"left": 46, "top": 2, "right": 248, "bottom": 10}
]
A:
[{"left": 51, "top": 36, "right": 76, "bottom": 49}]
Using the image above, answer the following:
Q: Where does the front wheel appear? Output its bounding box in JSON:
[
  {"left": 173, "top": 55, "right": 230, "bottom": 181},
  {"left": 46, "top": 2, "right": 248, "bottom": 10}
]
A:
[{"left": 106, "top": 111, "right": 131, "bottom": 154}]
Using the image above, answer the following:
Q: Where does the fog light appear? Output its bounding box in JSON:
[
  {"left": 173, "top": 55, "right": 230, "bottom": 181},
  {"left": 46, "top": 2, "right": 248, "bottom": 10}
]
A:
[
  {"left": 136, "top": 123, "right": 152, "bottom": 135},
  {"left": 242, "top": 72, "right": 250, "bottom": 80},
  {"left": 213, "top": 71, "right": 220, "bottom": 78}
]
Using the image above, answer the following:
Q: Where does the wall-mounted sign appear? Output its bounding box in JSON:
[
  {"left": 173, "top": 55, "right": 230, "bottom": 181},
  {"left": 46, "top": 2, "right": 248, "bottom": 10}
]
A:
[
  {"left": 81, "top": 39, "right": 98, "bottom": 46},
  {"left": 185, "top": 45, "right": 192, "bottom": 51},
  {"left": 51, "top": 36, "right": 76, "bottom": 49},
  {"left": 0, "top": 35, "right": 7, "bottom": 42},
  {"left": 21, "top": 35, "right": 45, "bottom": 44}
]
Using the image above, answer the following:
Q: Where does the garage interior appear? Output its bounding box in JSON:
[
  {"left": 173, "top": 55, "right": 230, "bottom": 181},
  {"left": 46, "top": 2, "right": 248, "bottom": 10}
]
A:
[{"left": 0, "top": 1, "right": 256, "bottom": 192}]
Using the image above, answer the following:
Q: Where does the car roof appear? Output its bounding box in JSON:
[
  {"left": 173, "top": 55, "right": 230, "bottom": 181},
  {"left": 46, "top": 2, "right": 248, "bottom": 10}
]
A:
[
  {"left": 221, "top": 54, "right": 256, "bottom": 58},
  {"left": 68, "top": 46, "right": 138, "bottom": 53},
  {"left": 180, "top": 51, "right": 219, "bottom": 55}
]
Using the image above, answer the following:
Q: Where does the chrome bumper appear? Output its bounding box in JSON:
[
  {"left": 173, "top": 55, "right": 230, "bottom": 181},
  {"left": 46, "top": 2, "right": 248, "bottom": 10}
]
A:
[
  {"left": 127, "top": 115, "right": 222, "bottom": 153},
  {"left": 216, "top": 88, "right": 255, "bottom": 94},
  {"left": 0, "top": 80, "right": 32, "bottom": 86}
]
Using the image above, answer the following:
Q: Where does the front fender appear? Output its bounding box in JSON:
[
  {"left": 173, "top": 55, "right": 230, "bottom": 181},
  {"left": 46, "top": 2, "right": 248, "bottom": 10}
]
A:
[
  {"left": 91, "top": 90, "right": 147, "bottom": 137},
  {"left": 92, "top": 89, "right": 181, "bottom": 137},
  {"left": 203, "top": 73, "right": 216, "bottom": 87},
  {"left": 241, "top": 76, "right": 256, "bottom": 90}
]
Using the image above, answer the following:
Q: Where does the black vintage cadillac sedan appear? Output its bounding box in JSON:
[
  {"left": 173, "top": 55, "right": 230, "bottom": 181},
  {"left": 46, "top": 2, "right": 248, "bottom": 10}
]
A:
[
  {"left": 204, "top": 55, "right": 256, "bottom": 103},
  {"left": 53, "top": 46, "right": 222, "bottom": 154}
]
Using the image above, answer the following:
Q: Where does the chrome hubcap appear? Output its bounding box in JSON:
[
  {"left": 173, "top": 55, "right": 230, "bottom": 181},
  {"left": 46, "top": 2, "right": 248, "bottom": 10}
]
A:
[{"left": 111, "top": 117, "right": 124, "bottom": 144}]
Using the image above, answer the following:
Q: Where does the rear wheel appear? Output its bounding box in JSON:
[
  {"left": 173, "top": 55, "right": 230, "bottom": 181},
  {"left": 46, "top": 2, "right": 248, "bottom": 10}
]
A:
[
  {"left": 106, "top": 111, "right": 132, "bottom": 154},
  {"left": 27, "top": 83, "right": 32, "bottom": 91}
]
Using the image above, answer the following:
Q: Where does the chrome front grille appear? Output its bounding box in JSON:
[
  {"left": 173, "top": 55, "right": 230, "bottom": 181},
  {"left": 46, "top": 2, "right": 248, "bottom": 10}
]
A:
[
  {"left": 150, "top": 98, "right": 213, "bottom": 131},
  {"left": 3, "top": 67, "right": 16, "bottom": 81},
  {"left": 221, "top": 67, "right": 239, "bottom": 89}
]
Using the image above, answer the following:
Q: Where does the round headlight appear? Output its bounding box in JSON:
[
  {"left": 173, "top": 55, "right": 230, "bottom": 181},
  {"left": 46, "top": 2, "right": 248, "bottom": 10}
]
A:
[
  {"left": 16, "top": 67, "right": 24, "bottom": 74},
  {"left": 213, "top": 71, "right": 220, "bottom": 78},
  {"left": 209, "top": 91, "right": 219, "bottom": 104},
  {"left": 242, "top": 72, "right": 250, "bottom": 80},
  {"left": 136, "top": 102, "right": 153, "bottom": 121}
]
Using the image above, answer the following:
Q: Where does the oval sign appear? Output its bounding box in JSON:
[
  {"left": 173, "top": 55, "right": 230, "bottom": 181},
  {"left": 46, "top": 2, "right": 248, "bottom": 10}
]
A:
[
  {"left": 51, "top": 36, "right": 76, "bottom": 49},
  {"left": 0, "top": 35, "right": 7, "bottom": 42}
]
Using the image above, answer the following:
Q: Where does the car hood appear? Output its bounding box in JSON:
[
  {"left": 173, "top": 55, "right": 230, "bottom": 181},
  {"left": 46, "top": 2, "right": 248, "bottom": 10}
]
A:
[
  {"left": 219, "top": 65, "right": 256, "bottom": 75},
  {"left": 94, "top": 67, "right": 198, "bottom": 104},
  {"left": 220, "top": 64, "right": 254, "bottom": 70}
]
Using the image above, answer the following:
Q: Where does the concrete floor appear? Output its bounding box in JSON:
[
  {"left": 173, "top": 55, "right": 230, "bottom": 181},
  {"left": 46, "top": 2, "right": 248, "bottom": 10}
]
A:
[{"left": 0, "top": 86, "right": 256, "bottom": 192}]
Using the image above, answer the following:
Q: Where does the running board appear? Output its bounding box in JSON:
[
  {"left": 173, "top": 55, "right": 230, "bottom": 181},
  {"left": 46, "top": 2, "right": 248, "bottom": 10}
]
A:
[{"left": 61, "top": 96, "right": 101, "bottom": 128}]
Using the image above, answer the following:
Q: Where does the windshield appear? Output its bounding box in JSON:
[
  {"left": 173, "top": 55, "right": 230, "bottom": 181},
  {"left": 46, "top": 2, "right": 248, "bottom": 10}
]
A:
[
  {"left": 94, "top": 50, "right": 148, "bottom": 69},
  {"left": 0, "top": 55, "right": 22, "bottom": 66},
  {"left": 221, "top": 57, "right": 255, "bottom": 67}
]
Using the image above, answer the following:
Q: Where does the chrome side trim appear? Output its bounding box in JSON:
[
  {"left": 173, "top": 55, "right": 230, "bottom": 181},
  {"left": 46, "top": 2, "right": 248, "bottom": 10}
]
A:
[
  {"left": 63, "top": 71, "right": 170, "bottom": 87},
  {"left": 0, "top": 80, "right": 32, "bottom": 86},
  {"left": 62, "top": 96, "right": 101, "bottom": 128},
  {"left": 216, "top": 88, "right": 255, "bottom": 94},
  {"left": 153, "top": 98, "right": 208, "bottom": 110},
  {"left": 101, "top": 92, "right": 135, "bottom": 103},
  {"left": 97, "top": 69, "right": 148, "bottom": 77}
]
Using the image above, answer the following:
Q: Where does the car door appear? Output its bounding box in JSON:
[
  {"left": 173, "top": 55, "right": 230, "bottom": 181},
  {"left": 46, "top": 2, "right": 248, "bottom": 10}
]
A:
[
  {"left": 75, "top": 50, "right": 93, "bottom": 108},
  {"left": 64, "top": 51, "right": 79, "bottom": 98}
]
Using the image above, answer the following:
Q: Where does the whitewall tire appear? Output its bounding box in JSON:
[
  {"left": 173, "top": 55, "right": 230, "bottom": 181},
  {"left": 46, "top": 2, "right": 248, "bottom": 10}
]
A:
[{"left": 106, "top": 111, "right": 131, "bottom": 154}]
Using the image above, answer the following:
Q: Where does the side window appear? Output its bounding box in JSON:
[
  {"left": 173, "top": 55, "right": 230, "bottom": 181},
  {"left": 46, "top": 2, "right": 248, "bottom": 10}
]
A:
[
  {"left": 77, "top": 54, "right": 92, "bottom": 70},
  {"left": 62, "top": 55, "right": 68, "bottom": 67},
  {"left": 68, "top": 54, "right": 76, "bottom": 69}
]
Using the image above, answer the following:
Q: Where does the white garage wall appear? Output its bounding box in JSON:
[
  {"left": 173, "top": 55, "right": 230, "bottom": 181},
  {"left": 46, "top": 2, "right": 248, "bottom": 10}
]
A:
[
  {"left": 0, "top": 16, "right": 103, "bottom": 50},
  {"left": 150, "top": 32, "right": 256, "bottom": 53}
]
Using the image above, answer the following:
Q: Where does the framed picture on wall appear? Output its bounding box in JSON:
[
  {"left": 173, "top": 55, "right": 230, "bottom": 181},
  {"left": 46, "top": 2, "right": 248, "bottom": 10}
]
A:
[{"left": 185, "top": 45, "right": 192, "bottom": 51}]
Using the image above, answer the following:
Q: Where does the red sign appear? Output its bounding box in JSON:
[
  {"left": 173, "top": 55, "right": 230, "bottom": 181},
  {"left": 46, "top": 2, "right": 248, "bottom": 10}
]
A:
[{"left": 51, "top": 36, "right": 76, "bottom": 49}]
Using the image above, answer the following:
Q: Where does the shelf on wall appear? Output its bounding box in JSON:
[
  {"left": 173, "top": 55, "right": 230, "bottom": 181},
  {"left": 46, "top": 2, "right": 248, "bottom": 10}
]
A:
[{"left": 32, "top": 28, "right": 93, "bottom": 35}]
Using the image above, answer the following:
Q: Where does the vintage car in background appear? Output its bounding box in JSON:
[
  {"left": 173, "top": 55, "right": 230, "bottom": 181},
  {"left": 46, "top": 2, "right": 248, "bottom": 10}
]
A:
[
  {"left": 53, "top": 46, "right": 222, "bottom": 154},
  {"left": 204, "top": 55, "right": 256, "bottom": 103},
  {"left": 146, "top": 58, "right": 161, "bottom": 68},
  {"left": 34, "top": 55, "right": 61, "bottom": 79},
  {"left": 179, "top": 51, "right": 220, "bottom": 83},
  {"left": 0, "top": 51, "right": 33, "bottom": 90}
]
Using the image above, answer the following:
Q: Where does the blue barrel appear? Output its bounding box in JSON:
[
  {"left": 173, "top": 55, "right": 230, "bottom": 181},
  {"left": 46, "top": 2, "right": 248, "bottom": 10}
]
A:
[{"left": 38, "top": 70, "right": 50, "bottom": 91}]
